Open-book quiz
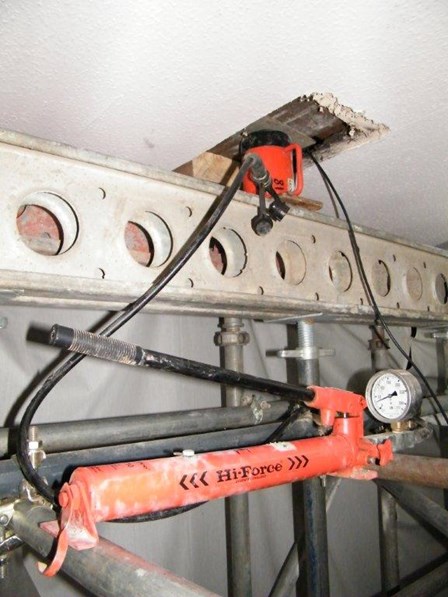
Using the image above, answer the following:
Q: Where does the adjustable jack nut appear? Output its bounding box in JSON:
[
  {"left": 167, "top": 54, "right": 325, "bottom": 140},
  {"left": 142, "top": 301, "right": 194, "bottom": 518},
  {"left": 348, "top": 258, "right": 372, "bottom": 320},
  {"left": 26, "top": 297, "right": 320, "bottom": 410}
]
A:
[{"left": 214, "top": 330, "right": 250, "bottom": 347}]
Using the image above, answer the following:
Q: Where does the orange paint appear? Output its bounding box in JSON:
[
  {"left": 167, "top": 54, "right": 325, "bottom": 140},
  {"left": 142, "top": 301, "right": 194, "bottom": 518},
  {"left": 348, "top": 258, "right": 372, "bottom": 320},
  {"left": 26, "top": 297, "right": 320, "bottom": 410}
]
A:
[
  {"left": 40, "top": 386, "right": 393, "bottom": 576},
  {"left": 242, "top": 144, "right": 304, "bottom": 197}
]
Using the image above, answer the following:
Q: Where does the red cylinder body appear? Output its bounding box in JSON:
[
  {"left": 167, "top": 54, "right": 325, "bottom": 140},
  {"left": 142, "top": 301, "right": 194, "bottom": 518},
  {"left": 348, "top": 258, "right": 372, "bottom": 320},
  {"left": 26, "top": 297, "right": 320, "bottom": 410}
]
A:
[
  {"left": 242, "top": 144, "right": 303, "bottom": 197},
  {"left": 64, "top": 435, "right": 354, "bottom": 522}
]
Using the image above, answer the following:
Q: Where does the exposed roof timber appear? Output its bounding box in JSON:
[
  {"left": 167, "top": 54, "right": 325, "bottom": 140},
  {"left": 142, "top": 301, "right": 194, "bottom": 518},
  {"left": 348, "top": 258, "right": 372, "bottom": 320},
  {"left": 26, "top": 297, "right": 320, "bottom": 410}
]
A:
[{"left": 208, "top": 92, "right": 389, "bottom": 168}]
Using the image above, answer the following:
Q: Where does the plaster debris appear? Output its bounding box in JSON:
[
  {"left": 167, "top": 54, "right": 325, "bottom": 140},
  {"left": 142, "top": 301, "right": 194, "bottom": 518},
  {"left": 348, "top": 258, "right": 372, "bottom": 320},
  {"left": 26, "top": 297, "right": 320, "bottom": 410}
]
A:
[{"left": 301, "top": 92, "right": 389, "bottom": 166}]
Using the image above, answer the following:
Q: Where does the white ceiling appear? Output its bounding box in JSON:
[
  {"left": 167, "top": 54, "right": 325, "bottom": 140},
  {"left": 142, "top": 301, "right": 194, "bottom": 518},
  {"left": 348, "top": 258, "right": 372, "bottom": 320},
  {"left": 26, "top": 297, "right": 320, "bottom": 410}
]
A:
[{"left": 1, "top": 0, "right": 447, "bottom": 246}]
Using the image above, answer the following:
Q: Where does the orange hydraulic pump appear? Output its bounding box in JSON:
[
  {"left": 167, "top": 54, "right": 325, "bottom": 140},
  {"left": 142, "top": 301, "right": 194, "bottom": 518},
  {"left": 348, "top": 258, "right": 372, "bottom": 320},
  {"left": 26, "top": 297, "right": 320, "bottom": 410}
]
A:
[{"left": 39, "top": 386, "right": 392, "bottom": 576}]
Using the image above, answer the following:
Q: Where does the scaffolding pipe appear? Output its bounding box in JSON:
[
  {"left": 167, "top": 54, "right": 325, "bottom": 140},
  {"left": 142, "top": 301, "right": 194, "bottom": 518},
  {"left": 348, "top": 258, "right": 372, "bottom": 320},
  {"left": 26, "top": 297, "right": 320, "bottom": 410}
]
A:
[
  {"left": 296, "top": 320, "right": 329, "bottom": 597},
  {"left": 11, "top": 501, "right": 219, "bottom": 597},
  {"left": 218, "top": 318, "right": 252, "bottom": 597},
  {"left": 369, "top": 454, "right": 448, "bottom": 489},
  {"left": 370, "top": 325, "right": 400, "bottom": 594},
  {"left": 376, "top": 481, "right": 448, "bottom": 539},
  {"left": 0, "top": 415, "right": 318, "bottom": 499},
  {"left": 378, "top": 487, "right": 400, "bottom": 594},
  {"left": 394, "top": 561, "right": 448, "bottom": 597},
  {"left": 0, "top": 401, "right": 290, "bottom": 457},
  {"left": 269, "top": 474, "right": 341, "bottom": 597},
  {"left": 302, "top": 476, "right": 329, "bottom": 597}
]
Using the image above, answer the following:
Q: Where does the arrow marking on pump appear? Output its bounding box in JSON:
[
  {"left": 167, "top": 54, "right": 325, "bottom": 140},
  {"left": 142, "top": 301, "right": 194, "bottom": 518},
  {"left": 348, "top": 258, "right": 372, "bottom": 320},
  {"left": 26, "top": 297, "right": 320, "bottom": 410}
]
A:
[
  {"left": 288, "top": 455, "right": 309, "bottom": 471},
  {"left": 180, "top": 474, "right": 189, "bottom": 490},
  {"left": 179, "top": 472, "right": 209, "bottom": 490}
]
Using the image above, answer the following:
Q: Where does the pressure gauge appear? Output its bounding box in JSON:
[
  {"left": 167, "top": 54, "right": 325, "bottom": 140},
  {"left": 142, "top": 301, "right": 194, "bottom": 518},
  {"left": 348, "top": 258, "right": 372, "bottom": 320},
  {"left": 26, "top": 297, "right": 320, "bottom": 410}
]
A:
[{"left": 365, "top": 369, "right": 423, "bottom": 423}]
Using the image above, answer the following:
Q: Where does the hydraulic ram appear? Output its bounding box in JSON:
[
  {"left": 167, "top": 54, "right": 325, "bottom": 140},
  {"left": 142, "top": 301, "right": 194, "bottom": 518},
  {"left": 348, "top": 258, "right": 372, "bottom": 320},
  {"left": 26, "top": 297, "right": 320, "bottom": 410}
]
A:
[{"left": 38, "top": 386, "right": 392, "bottom": 577}]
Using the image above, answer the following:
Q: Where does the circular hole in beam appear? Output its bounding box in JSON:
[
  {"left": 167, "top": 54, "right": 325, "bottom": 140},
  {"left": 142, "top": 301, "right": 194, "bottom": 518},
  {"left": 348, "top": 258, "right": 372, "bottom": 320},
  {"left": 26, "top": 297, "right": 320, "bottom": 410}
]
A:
[
  {"left": 435, "top": 273, "right": 448, "bottom": 305},
  {"left": 372, "top": 260, "right": 391, "bottom": 297},
  {"left": 275, "top": 240, "right": 306, "bottom": 285},
  {"left": 405, "top": 267, "right": 423, "bottom": 301},
  {"left": 328, "top": 251, "right": 352, "bottom": 292},
  {"left": 16, "top": 192, "right": 79, "bottom": 256},
  {"left": 125, "top": 212, "right": 172, "bottom": 267},
  {"left": 209, "top": 228, "right": 247, "bottom": 277}
]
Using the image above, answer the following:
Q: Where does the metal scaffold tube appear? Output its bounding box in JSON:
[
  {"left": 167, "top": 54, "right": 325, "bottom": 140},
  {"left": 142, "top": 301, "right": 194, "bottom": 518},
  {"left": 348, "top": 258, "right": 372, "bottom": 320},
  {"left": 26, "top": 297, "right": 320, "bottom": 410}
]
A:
[
  {"left": 268, "top": 318, "right": 331, "bottom": 597},
  {"left": 0, "top": 401, "right": 291, "bottom": 457},
  {"left": 0, "top": 415, "right": 319, "bottom": 499},
  {"left": 368, "top": 454, "right": 448, "bottom": 489},
  {"left": 370, "top": 325, "right": 400, "bottom": 594},
  {"left": 216, "top": 317, "right": 252, "bottom": 597},
  {"left": 11, "top": 501, "right": 220, "bottom": 597},
  {"left": 378, "top": 487, "right": 400, "bottom": 594},
  {"left": 296, "top": 319, "right": 329, "bottom": 597},
  {"left": 269, "top": 477, "right": 340, "bottom": 597},
  {"left": 376, "top": 481, "right": 448, "bottom": 539},
  {"left": 394, "top": 561, "right": 448, "bottom": 597}
]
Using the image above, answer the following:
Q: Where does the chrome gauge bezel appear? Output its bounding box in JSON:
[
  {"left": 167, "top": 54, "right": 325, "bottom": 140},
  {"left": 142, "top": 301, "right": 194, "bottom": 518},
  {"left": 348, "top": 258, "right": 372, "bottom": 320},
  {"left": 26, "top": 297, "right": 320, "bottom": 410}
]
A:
[{"left": 365, "top": 369, "right": 423, "bottom": 424}]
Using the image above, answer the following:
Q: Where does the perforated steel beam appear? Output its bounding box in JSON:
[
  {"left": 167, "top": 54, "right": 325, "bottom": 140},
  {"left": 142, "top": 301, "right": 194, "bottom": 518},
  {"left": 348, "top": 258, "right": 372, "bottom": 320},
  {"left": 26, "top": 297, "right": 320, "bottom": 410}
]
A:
[{"left": 0, "top": 129, "right": 447, "bottom": 323}]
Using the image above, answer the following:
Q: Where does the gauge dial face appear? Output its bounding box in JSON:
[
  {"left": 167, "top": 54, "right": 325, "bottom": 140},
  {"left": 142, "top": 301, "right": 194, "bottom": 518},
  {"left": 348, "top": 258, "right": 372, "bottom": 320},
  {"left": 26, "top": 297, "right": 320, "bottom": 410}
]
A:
[
  {"left": 369, "top": 372, "right": 410, "bottom": 421},
  {"left": 365, "top": 369, "right": 422, "bottom": 423}
]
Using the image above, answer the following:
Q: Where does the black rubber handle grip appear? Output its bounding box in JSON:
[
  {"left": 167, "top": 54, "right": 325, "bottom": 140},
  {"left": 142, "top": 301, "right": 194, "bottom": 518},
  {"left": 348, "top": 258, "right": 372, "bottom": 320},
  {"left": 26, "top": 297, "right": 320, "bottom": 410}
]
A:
[{"left": 50, "top": 325, "right": 145, "bottom": 366}]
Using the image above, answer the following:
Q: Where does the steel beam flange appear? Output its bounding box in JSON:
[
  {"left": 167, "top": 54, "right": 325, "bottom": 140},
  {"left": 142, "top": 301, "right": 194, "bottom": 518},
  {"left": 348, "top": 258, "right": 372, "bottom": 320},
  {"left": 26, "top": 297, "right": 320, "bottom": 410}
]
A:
[{"left": 1, "top": 129, "right": 447, "bottom": 322}]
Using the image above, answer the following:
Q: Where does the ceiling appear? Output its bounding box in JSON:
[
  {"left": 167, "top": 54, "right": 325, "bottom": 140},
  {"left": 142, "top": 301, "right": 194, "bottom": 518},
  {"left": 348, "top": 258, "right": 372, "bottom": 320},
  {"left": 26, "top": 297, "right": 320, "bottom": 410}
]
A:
[{"left": 1, "top": 1, "right": 447, "bottom": 247}]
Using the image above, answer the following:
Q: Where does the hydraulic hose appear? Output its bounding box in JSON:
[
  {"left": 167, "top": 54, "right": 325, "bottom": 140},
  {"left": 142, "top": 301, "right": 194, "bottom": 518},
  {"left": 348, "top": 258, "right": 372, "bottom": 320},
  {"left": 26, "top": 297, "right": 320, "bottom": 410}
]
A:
[
  {"left": 112, "top": 503, "right": 205, "bottom": 523},
  {"left": 16, "top": 154, "right": 266, "bottom": 503}
]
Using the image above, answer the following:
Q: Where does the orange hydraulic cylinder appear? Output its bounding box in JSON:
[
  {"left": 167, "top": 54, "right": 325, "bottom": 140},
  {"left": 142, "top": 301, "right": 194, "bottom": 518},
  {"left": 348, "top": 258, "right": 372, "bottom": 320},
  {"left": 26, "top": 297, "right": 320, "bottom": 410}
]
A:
[
  {"left": 62, "top": 434, "right": 355, "bottom": 522},
  {"left": 40, "top": 388, "right": 393, "bottom": 577}
]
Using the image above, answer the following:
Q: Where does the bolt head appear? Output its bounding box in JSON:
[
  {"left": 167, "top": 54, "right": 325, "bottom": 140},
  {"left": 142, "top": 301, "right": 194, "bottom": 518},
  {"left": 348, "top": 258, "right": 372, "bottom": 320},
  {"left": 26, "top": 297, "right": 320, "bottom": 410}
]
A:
[{"left": 0, "top": 514, "right": 9, "bottom": 526}]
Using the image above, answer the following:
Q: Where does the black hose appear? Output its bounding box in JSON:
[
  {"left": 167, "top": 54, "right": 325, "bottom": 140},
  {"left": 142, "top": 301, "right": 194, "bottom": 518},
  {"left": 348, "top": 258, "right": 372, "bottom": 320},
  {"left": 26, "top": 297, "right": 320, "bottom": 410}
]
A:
[
  {"left": 49, "top": 325, "right": 315, "bottom": 402},
  {"left": 308, "top": 151, "right": 448, "bottom": 426},
  {"left": 16, "top": 155, "right": 262, "bottom": 503},
  {"left": 111, "top": 503, "right": 205, "bottom": 523}
]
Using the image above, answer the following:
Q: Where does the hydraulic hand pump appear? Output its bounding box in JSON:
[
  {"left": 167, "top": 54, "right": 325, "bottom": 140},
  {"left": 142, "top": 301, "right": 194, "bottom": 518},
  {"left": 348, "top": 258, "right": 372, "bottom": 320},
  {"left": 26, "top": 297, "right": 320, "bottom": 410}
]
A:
[{"left": 39, "top": 386, "right": 392, "bottom": 576}]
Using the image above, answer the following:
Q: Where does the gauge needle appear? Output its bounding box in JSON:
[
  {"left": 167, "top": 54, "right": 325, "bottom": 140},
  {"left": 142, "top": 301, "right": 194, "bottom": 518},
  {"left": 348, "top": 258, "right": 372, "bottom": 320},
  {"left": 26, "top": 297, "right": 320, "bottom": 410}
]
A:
[{"left": 377, "top": 391, "right": 398, "bottom": 401}]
